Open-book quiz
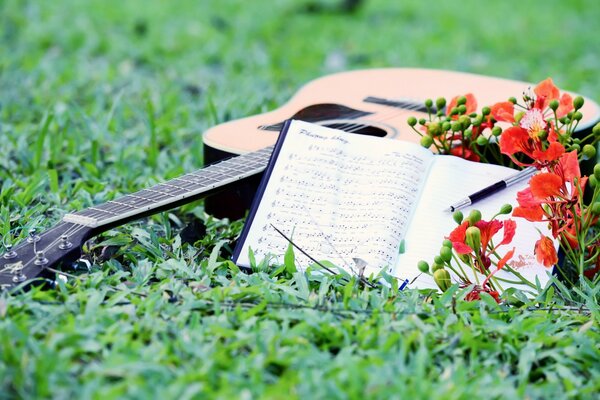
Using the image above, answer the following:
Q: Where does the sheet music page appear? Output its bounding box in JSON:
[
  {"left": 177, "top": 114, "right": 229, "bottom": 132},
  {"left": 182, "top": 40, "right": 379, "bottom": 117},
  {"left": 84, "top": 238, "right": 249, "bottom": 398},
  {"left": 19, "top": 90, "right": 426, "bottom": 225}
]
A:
[
  {"left": 235, "top": 120, "right": 434, "bottom": 277},
  {"left": 397, "top": 156, "right": 552, "bottom": 291}
]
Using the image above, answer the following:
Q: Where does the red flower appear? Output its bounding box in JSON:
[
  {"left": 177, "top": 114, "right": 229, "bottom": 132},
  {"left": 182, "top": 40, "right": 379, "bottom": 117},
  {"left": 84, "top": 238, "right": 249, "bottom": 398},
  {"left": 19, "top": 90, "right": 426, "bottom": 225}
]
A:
[
  {"left": 448, "top": 221, "right": 473, "bottom": 254},
  {"left": 533, "top": 78, "right": 574, "bottom": 117},
  {"left": 475, "top": 219, "right": 503, "bottom": 250},
  {"left": 464, "top": 285, "right": 501, "bottom": 303},
  {"left": 534, "top": 235, "right": 558, "bottom": 267},
  {"left": 491, "top": 101, "right": 515, "bottom": 123}
]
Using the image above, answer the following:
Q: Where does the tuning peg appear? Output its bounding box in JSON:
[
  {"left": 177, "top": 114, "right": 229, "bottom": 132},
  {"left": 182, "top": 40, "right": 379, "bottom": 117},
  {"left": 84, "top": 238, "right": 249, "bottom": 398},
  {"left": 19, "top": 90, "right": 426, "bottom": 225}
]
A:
[
  {"left": 27, "top": 228, "right": 40, "bottom": 243},
  {"left": 71, "top": 258, "right": 91, "bottom": 272},
  {"left": 2, "top": 244, "right": 17, "bottom": 259},
  {"left": 58, "top": 235, "right": 73, "bottom": 250},
  {"left": 12, "top": 270, "right": 27, "bottom": 283},
  {"left": 34, "top": 251, "right": 48, "bottom": 266}
]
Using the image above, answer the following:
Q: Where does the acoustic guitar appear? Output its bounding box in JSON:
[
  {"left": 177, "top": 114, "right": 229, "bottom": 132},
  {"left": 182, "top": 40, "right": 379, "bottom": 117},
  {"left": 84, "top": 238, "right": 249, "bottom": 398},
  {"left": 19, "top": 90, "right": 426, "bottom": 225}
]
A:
[{"left": 1, "top": 68, "right": 599, "bottom": 290}]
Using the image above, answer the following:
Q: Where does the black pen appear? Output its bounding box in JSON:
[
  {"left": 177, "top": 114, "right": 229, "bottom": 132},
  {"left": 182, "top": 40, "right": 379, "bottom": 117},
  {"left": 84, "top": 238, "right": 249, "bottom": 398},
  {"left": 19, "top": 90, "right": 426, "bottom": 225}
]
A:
[{"left": 444, "top": 166, "right": 537, "bottom": 212}]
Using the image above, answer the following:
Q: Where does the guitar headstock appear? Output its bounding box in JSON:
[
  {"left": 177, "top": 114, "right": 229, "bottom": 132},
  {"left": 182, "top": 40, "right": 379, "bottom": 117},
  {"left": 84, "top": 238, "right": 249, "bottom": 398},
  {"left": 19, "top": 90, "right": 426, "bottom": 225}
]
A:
[{"left": 0, "top": 222, "right": 93, "bottom": 291}]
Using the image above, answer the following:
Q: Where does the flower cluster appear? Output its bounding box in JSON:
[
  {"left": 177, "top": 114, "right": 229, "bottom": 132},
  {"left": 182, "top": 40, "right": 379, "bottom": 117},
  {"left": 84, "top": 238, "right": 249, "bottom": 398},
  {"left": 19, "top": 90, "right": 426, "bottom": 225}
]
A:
[
  {"left": 411, "top": 77, "right": 600, "bottom": 298},
  {"left": 418, "top": 207, "right": 536, "bottom": 303},
  {"left": 489, "top": 79, "right": 600, "bottom": 282},
  {"left": 407, "top": 94, "right": 502, "bottom": 163}
]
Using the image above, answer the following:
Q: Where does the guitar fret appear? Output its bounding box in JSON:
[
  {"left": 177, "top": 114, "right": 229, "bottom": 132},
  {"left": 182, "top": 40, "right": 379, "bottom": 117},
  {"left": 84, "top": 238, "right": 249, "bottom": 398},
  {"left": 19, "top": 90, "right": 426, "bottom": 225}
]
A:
[
  {"left": 89, "top": 207, "right": 119, "bottom": 216},
  {"left": 108, "top": 200, "right": 139, "bottom": 210},
  {"left": 142, "top": 188, "right": 177, "bottom": 197},
  {"left": 122, "top": 194, "right": 156, "bottom": 204}
]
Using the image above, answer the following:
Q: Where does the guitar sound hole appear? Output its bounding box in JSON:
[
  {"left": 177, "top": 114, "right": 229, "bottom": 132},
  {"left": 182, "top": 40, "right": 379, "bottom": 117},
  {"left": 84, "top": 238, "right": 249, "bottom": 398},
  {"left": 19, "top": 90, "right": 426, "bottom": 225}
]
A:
[{"left": 323, "top": 123, "right": 387, "bottom": 137}]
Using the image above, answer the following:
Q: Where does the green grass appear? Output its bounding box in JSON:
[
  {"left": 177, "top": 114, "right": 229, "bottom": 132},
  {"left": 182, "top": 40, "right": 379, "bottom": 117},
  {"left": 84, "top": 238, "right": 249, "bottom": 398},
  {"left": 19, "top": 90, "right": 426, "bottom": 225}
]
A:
[{"left": 1, "top": 0, "right": 599, "bottom": 398}]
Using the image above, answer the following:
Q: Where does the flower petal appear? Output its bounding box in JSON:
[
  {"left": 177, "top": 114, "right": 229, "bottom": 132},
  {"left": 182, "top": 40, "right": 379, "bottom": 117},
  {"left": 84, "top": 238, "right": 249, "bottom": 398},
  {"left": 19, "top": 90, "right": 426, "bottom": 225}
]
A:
[
  {"left": 556, "top": 93, "right": 574, "bottom": 118},
  {"left": 534, "top": 78, "right": 560, "bottom": 109},
  {"left": 531, "top": 142, "right": 565, "bottom": 162},
  {"left": 558, "top": 150, "right": 580, "bottom": 183},
  {"left": 513, "top": 205, "right": 544, "bottom": 222},
  {"left": 499, "top": 126, "right": 529, "bottom": 156},
  {"left": 475, "top": 219, "right": 502, "bottom": 250},
  {"left": 534, "top": 235, "right": 558, "bottom": 268},
  {"left": 530, "top": 172, "right": 563, "bottom": 199},
  {"left": 491, "top": 101, "right": 515, "bottom": 123},
  {"left": 497, "top": 247, "right": 515, "bottom": 270},
  {"left": 499, "top": 219, "right": 517, "bottom": 246}
]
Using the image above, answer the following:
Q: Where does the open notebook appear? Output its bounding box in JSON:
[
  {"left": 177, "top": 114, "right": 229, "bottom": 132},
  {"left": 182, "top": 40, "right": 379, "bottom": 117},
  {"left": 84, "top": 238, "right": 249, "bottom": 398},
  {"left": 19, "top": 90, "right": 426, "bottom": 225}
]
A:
[{"left": 233, "top": 120, "right": 551, "bottom": 291}]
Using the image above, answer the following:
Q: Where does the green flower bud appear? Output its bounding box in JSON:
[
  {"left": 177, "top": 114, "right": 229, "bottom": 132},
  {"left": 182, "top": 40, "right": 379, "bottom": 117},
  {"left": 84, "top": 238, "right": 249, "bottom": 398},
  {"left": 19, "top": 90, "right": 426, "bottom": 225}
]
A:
[
  {"left": 419, "top": 118, "right": 427, "bottom": 125},
  {"left": 442, "top": 121, "right": 451, "bottom": 131},
  {"left": 443, "top": 239, "right": 453, "bottom": 248},
  {"left": 570, "top": 144, "right": 580, "bottom": 152},
  {"left": 514, "top": 111, "right": 525, "bottom": 123},
  {"left": 481, "top": 106, "right": 491, "bottom": 116},
  {"left": 591, "top": 202, "right": 600, "bottom": 215},
  {"left": 436, "top": 97, "right": 446, "bottom": 111},
  {"left": 508, "top": 97, "right": 517, "bottom": 104},
  {"left": 453, "top": 210, "right": 464, "bottom": 224},
  {"left": 573, "top": 138, "right": 581, "bottom": 144},
  {"left": 472, "top": 115, "right": 483, "bottom": 127},
  {"left": 431, "top": 262, "right": 444, "bottom": 272},
  {"left": 549, "top": 99, "right": 559, "bottom": 111},
  {"left": 457, "top": 96, "right": 467, "bottom": 106},
  {"left": 465, "top": 226, "right": 481, "bottom": 251},
  {"left": 594, "top": 164, "right": 600, "bottom": 181},
  {"left": 458, "top": 104, "right": 467, "bottom": 114},
  {"left": 451, "top": 122, "right": 462, "bottom": 132},
  {"left": 425, "top": 99, "right": 433, "bottom": 109},
  {"left": 433, "top": 269, "right": 452, "bottom": 292},
  {"left": 476, "top": 135, "right": 488, "bottom": 146},
  {"left": 583, "top": 144, "right": 596, "bottom": 159},
  {"left": 463, "top": 129, "right": 473, "bottom": 139},
  {"left": 450, "top": 107, "right": 459, "bottom": 116},
  {"left": 559, "top": 117, "right": 568, "bottom": 124},
  {"left": 567, "top": 111, "right": 574, "bottom": 119},
  {"left": 459, "top": 116, "right": 471, "bottom": 130},
  {"left": 407, "top": 116, "right": 417, "bottom": 127},
  {"left": 573, "top": 111, "right": 583, "bottom": 121},
  {"left": 499, "top": 203, "right": 513, "bottom": 215},
  {"left": 590, "top": 175, "right": 598, "bottom": 189},
  {"left": 573, "top": 96, "right": 584, "bottom": 110},
  {"left": 492, "top": 126, "right": 502, "bottom": 136},
  {"left": 440, "top": 246, "right": 453, "bottom": 262},
  {"left": 434, "top": 255, "right": 443, "bottom": 265},
  {"left": 428, "top": 122, "right": 442, "bottom": 136},
  {"left": 593, "top": 123, "right": 600, "bottom": 137},
  {"left": 467, "top": 209, "right": 482, "bottom": 225},
  {"left": 417, "top": 260, "right": 430, "bottom": 273},
  {"left": 420, "top": 135, "right": 433, "bottom": 148}
]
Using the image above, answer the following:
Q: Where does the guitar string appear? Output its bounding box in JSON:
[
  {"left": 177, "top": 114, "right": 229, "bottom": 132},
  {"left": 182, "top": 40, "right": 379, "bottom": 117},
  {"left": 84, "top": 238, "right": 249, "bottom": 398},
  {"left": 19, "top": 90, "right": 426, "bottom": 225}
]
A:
[{"left": 10, "top": 101, "right": 433, "bottom": 275}]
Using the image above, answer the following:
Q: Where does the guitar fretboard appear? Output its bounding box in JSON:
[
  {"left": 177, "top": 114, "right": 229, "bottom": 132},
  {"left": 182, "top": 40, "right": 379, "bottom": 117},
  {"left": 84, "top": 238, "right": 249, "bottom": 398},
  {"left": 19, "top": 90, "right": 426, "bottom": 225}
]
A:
[{"left": 63, "top": 146, "right": 274, "bottom": 228}]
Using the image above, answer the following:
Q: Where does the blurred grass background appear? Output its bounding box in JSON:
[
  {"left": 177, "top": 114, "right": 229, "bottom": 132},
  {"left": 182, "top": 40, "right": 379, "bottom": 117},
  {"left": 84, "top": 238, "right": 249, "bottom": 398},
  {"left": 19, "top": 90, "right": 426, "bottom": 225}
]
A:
[{"left": 1, "top": 0, "right": 600, "bottom": 398}]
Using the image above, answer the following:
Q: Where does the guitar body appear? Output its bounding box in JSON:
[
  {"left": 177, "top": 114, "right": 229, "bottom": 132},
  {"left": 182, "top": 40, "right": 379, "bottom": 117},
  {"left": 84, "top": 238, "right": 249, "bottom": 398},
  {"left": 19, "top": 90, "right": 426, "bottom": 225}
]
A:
[{"left": 203, "top": 68, "right": 600, "bottom": 218}]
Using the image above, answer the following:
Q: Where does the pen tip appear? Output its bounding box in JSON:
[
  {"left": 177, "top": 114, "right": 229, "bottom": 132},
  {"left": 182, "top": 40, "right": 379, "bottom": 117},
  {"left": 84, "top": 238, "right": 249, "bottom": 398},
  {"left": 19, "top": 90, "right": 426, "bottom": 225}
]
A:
[{"left": 443, "top": 207, "right": 453, "bottom": 213}]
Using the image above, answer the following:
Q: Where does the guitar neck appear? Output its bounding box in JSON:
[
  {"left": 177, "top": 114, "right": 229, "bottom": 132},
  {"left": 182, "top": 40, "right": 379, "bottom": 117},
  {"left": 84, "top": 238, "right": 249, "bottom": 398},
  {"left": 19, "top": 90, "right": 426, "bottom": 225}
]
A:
[{"left": 63, "top": 146, "right": 274, "bottom": 229}]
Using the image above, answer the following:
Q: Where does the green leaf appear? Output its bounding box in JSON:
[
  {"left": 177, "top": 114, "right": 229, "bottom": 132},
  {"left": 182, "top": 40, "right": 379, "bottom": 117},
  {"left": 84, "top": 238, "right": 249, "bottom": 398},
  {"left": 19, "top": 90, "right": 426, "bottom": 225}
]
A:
[{"left": 284, "top": 241, "right": 297, "bottom": 274}]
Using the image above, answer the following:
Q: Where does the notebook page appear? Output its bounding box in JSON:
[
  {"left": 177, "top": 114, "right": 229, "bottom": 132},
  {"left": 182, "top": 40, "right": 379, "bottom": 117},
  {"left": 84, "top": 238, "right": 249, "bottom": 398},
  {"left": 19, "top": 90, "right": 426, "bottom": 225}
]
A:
[
  {"left": 235, "top": 120, "right": 434, "bottom": 277},
  {"left": 396, "top": 156, "right": 551, "bottom": 291}
]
